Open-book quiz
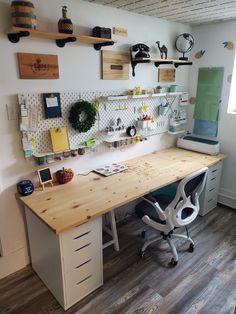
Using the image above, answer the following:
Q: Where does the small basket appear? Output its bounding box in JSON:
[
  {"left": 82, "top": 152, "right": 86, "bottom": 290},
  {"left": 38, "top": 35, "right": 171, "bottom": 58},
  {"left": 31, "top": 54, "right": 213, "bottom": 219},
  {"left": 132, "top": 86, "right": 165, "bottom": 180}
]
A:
[{"left": 56, "top": 169, "right": 74, "bottom": 184}]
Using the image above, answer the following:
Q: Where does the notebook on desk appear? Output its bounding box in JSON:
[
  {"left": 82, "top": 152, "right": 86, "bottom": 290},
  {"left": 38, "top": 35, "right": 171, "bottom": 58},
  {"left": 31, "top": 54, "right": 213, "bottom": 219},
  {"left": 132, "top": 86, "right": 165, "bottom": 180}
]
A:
[{"left": 93, "top": 163, "right": 128, "bottom": 176}]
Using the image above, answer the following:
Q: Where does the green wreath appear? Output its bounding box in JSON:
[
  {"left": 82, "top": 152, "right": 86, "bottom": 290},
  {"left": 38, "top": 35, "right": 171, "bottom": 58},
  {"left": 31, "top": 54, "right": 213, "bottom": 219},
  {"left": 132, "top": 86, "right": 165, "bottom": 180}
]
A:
[{"left": 68, "top": 100, "right": 97, "bottom": 133}]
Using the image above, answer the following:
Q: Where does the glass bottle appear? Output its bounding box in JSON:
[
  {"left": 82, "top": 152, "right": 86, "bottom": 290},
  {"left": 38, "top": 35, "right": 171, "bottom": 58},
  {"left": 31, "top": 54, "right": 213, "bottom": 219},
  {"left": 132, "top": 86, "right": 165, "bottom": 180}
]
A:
[{"left": 58, "top": 6, "right": 73, "bottom": 34}]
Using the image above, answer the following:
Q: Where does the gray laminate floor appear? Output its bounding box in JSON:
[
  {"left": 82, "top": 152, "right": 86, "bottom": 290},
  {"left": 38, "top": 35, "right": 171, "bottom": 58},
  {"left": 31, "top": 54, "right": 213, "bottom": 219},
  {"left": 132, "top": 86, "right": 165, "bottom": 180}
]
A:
[{"left": 0, "top": 205, "right": 236, "bottom": 314}]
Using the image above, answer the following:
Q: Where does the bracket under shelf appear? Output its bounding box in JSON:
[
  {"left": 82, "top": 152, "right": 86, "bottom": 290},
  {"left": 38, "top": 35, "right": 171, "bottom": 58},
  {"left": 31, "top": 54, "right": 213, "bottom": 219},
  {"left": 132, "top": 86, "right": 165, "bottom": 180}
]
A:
[
  {"left": 94, "top": 41, "right": 115, "bottom": 51},
  {"left": 8, "top": 30, "right": 30, "bottom": 43},
  {"left": 130, "top": 57, "right": 192, "bottom": 76},
  {"left": 56, "top": 37, "right": 77, "bottom": 47}
]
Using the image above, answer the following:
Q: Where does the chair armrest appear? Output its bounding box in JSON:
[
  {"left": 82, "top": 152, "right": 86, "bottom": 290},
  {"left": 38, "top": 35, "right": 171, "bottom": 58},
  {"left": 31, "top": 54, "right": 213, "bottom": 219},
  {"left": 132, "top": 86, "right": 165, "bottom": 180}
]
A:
[{"left": 142, "top": 197, "right": 167, "bottom": 221}]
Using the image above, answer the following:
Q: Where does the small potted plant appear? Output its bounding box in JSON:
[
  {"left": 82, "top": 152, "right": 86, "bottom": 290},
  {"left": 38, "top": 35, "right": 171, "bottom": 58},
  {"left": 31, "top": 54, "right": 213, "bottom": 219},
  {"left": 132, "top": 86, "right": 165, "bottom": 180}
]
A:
[
  {"left": 156, "top": 85, "right": 163, "bottom": 93},
  {"left": 56, "top": 167, "right": 74, "bottom": 184}
]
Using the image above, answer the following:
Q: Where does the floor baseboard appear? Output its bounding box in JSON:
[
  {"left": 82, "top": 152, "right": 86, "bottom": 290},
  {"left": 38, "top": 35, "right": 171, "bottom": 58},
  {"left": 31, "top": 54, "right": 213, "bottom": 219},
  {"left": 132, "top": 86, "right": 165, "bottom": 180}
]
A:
[{"left": 218, "top": 189, "right": 236, "bottom": 209}]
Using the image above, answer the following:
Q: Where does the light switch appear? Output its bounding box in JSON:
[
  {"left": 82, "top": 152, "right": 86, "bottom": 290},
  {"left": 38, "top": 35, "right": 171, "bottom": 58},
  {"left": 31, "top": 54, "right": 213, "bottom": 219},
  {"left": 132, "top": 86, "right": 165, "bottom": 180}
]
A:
[{"left": 6, "top": 103, "right": 19, "bottom": 120}]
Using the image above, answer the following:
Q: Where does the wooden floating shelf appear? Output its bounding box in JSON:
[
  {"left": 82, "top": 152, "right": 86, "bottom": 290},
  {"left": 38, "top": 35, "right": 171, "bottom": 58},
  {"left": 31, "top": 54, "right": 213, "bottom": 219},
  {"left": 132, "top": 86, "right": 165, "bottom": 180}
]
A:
[
  {"left": 7, "top": 26, "right": 116, "bottom": 49},
  {"left": 131, "top": 57, "right": 192, "bottom": 76},
  {"left": 133, "top": 57, "right": 192, "bottom": 66}
]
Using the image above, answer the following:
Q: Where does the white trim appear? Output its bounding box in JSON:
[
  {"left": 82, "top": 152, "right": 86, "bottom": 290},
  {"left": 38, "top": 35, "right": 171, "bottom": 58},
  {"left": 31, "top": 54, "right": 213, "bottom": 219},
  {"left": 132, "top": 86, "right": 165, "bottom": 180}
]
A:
[{"left": 218, "top": 189, "right": 236, "bottom": 209}]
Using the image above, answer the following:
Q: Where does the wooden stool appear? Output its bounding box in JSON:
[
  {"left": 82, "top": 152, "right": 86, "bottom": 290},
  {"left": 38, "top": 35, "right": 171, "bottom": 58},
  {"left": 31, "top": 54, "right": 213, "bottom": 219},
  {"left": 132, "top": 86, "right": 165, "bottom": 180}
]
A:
[{"left": 103, "top": 209, "right": 119, "bottom": 252}]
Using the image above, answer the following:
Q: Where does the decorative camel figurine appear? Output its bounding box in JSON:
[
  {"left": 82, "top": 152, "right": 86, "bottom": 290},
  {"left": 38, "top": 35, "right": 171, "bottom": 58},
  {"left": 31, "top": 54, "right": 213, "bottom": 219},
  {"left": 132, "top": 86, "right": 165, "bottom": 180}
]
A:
[{"left": 156, "top": 41, "right": 168, "bottom": 59}]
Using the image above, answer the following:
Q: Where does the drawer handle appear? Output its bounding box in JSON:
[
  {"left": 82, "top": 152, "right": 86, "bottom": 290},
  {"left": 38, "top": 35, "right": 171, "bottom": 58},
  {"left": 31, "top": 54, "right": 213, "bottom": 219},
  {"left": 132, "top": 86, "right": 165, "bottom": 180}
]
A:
[
  {"left": 211, "top": 169, "right": 217, "bottom": 173},
  {"left": 210, "top": 177, "right": 216, "bottom": 181},
  {"left": 75, "top": 259, "right": 92, "bottom": 269},
  {"left": 208, "top": 198, "right": 213, "bottom": 203},
  {"left": 209, "top": 188, "right": 215, "bottom": 192},
  {"left": 75, "top": 242, "right": 91, "bottom": 252},
  {"left": 74, "top": 231, "right": 91, "bottom": 240},
  {"left": 76, "top": 275, "right": 92, "bottom": 286}
]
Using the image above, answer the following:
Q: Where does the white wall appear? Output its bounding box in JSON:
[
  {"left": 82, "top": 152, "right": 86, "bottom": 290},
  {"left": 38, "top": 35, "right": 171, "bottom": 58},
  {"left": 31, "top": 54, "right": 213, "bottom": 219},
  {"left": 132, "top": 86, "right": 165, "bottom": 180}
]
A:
[
  {"left": 0, "top": 0, "right": 191, "bottom": 278},
  {"left": 189, "top": 20, "right": 236, "bottom": 209}
]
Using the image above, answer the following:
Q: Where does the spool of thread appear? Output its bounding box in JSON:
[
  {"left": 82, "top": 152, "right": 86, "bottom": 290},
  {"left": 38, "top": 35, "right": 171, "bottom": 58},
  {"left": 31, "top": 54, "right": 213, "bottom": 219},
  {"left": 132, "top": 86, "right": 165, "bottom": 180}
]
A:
[{"left": 11, "top": 1, "right": 37, "bottom": 29}]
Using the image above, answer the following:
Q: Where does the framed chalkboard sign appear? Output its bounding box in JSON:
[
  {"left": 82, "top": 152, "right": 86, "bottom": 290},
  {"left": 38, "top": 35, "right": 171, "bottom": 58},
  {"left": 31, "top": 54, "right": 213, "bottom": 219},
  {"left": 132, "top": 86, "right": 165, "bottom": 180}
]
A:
[{"left": 37, "top": 167, "right": 53, "bottom": 190}]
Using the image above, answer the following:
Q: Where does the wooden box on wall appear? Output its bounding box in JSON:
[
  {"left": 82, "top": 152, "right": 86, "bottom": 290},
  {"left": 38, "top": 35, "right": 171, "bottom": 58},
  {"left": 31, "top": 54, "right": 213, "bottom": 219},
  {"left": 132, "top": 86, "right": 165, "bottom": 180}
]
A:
[
  {"left": 101, "top": 50, "right": 130, "bottom": 80},
  {"left": 158, "top": 68, "right": 176, "bottom": 83}
]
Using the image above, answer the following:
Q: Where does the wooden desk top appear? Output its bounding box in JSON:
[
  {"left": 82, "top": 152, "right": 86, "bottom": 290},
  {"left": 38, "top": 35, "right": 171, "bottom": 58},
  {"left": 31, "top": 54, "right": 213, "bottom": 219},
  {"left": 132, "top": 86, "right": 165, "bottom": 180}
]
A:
[{"left": 17, "top": 148, "right": 226, "bottom": 234}]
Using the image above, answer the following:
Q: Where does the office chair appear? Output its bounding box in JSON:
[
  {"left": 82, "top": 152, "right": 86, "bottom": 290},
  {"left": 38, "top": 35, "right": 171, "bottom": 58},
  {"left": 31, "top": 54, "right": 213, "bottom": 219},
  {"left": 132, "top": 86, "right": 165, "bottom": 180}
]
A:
[{"left": 135, "top": 167, "right": 208, "bottom": 266}]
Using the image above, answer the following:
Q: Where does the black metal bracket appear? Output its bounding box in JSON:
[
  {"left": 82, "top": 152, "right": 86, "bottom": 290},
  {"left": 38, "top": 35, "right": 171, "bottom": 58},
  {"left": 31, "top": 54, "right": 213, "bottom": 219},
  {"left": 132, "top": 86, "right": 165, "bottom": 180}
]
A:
[
  {"left": 174, "top": 62, "right": 192, "bottom": 68},
  {"left": 94, "top": 41, "right": 115, "bottom": 51},
  {"left": 8, "top": 31, "right": 30, "bottom": 43},
  {"left": 131, "top": 60, "right": 150, "bottom": 77},
  {"left": 154, "top": 60, "right": 173, "bottom": 68},
  {"left": 56, "top": 37, "right": 76, "bottom": 48}
]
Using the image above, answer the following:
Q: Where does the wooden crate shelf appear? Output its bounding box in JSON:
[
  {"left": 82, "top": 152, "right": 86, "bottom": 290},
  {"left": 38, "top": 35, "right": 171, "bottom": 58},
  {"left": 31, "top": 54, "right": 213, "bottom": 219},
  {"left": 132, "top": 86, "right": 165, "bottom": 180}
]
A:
[{"left": 8, "top": 26, "right": 116, "bottom": 50}]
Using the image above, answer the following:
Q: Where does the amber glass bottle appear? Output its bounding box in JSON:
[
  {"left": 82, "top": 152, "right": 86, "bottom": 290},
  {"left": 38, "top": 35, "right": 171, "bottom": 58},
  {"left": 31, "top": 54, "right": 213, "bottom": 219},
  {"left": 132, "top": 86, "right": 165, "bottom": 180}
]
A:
[{"left": 58, "top": 6, "right": 73, "bottom": 34}]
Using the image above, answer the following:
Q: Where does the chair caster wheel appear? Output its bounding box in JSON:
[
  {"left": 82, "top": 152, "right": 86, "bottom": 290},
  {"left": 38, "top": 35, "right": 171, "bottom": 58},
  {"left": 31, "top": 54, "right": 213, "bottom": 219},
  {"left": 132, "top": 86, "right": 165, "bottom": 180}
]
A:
[
  {"left": 139, "top": 250, "right": 146, "bottom": 258},
  {"left": 188, "top": 243, "right": 194, "bottom": 253},
  {"left": 141, "top": 230, "right": 146, "bottom": 239},
  {"left": 169, "top": 258, "right": 178, "bottom": 267}
]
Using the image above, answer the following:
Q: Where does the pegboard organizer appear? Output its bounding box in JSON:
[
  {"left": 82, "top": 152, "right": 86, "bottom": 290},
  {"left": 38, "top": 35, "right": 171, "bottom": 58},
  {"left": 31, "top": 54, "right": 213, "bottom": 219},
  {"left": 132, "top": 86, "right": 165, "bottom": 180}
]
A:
[{"left": 18, "top": 90, "right": 184, "bottom": 159}]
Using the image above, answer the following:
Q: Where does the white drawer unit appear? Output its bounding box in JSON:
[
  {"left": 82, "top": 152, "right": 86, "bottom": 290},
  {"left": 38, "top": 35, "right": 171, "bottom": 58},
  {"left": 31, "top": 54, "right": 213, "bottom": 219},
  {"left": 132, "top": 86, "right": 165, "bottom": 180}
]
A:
[
  {"left": 25, "top": 209, "right": 103, "bottom": 310},
  {"left": 199, "top": 161, "right": 222, "bottom": 216}
]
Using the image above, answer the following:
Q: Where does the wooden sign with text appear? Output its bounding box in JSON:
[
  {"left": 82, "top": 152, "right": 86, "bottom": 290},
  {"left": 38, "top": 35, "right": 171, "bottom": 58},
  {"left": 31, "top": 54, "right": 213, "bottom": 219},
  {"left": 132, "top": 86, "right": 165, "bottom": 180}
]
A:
[
  {"left": 158, "top": 68, "right": 176, "bottom": 83},
  {"left": 17, "top": 53, "right": 59, "bottom": 79},
  {"left": 113, "top": 27, "right": 128, "bottom": 37}
]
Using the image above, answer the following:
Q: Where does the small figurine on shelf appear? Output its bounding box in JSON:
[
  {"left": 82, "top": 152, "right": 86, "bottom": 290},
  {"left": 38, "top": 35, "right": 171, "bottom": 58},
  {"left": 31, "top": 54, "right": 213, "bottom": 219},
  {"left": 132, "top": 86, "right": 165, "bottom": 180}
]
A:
[
  {"left": 58, "top": 6, "right": 73, "bottom": 34},
  {"left": 156, "top": 41, "right": 168, "bottom": 59}
]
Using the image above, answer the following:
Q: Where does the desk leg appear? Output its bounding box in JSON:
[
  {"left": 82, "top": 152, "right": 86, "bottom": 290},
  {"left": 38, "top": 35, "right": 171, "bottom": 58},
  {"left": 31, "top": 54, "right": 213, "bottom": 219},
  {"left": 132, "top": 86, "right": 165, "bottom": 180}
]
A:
[{"left": 103, "top": 209, "right": 120, "bottom": 252}]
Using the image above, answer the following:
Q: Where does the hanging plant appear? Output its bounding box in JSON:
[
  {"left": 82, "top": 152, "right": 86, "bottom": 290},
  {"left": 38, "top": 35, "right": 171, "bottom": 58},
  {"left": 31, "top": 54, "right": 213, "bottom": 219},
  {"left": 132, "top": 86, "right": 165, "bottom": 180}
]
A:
[{"left": 68, "top": 100, "right": 97, "bottom": 133}]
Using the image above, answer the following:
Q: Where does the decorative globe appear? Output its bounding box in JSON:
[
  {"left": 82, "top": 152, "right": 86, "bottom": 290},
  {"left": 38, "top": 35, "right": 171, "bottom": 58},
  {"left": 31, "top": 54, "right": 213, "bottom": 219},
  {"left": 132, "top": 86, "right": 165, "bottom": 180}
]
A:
[{"left": 175, "top": 33, "right": 194, "bottom": 60}]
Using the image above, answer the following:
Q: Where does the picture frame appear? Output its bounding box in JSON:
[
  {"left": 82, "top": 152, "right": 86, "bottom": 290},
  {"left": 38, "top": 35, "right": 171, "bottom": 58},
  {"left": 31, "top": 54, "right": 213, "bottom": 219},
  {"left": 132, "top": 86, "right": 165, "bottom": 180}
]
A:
[
  {"left": 37, "top": 167, "right": 53, "bottom": 190},
  {"left": 42, "top": 93, "right": 62, "bottom": 119}
]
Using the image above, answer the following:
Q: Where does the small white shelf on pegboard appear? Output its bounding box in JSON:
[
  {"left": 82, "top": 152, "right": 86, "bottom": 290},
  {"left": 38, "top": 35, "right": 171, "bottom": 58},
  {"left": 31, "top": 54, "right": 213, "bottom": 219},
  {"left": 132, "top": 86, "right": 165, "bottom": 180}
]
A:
[
  {"left": 105, "top": 91, "right": 183, "bottom": 102},
  {"left": 168, "top": 130, "right": 185, "bottom": 135}
]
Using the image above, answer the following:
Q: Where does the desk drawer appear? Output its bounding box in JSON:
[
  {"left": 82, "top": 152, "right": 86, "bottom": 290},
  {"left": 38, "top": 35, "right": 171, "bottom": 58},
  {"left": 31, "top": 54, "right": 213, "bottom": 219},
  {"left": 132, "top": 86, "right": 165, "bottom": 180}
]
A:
[
  {"left": 65, "top": 257, "right": 98, "bottom": 288},
  {"left": 199, "top": 161, "right": 222, "bottom": 216},
  {"left": 61, "top": 218, "right": 102, "bottom": 273},
  {"left": 63, "top": 221, "right": 94, "bottom": 244},
  {"left": 65, "top": 269, "right": 102, "bottom": 309},
  {"left": 203, "top": 198, "right": 218, "bottom": 215},
  {"left": 207, "top": 161, "right": 222, "bottom": 180}
]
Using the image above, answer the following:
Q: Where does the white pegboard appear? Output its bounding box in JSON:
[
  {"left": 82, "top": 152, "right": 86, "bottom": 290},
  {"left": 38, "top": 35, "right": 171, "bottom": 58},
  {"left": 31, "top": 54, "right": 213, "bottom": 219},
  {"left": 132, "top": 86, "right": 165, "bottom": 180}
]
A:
[{"left": 18, "top": 90, "right": 181, "bottom": 154}]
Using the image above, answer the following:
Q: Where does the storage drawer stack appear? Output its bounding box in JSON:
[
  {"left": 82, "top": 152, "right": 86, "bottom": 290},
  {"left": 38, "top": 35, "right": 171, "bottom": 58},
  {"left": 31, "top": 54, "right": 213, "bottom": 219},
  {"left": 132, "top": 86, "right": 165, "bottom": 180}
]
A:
[
  {"left": 25, "top": 210, "right": 103, "bottom": 311},
  {"left": 61, "top": 219, "right": 103, "bottom": 309},
  {"left": 199, "top": 161, "right": 222, "bottom": 216}
]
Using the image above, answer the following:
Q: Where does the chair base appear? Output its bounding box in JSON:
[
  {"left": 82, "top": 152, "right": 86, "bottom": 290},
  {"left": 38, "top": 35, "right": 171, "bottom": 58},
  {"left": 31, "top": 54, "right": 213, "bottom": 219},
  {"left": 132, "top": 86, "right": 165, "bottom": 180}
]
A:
[{"left": 139, "top": 230, "right": 194, "bottom": 266}]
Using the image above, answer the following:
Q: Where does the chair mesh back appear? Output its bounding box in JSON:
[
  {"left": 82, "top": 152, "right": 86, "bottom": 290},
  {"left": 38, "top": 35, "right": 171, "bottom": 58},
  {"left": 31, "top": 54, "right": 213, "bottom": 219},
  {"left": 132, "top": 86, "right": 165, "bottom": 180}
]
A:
[{"left": 184, "top": 172, "right": 206, "bottom": 205}]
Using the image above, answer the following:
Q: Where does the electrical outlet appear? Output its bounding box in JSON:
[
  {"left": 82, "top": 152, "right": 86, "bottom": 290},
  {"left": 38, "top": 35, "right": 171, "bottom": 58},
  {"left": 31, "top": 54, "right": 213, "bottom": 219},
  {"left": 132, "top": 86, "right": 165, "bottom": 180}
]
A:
[{"left": 6, "top": 103, "right": 19, "bottom": 121}]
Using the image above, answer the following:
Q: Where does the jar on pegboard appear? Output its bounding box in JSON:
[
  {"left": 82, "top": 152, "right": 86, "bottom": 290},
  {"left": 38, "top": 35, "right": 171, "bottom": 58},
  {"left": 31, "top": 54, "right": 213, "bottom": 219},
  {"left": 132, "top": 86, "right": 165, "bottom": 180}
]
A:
[
  {"left": 11, "top": 1, "right": 37, "bottom": 29},
  {"left": 58, "top": 6, "right": 73, "bottom": 34}
]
